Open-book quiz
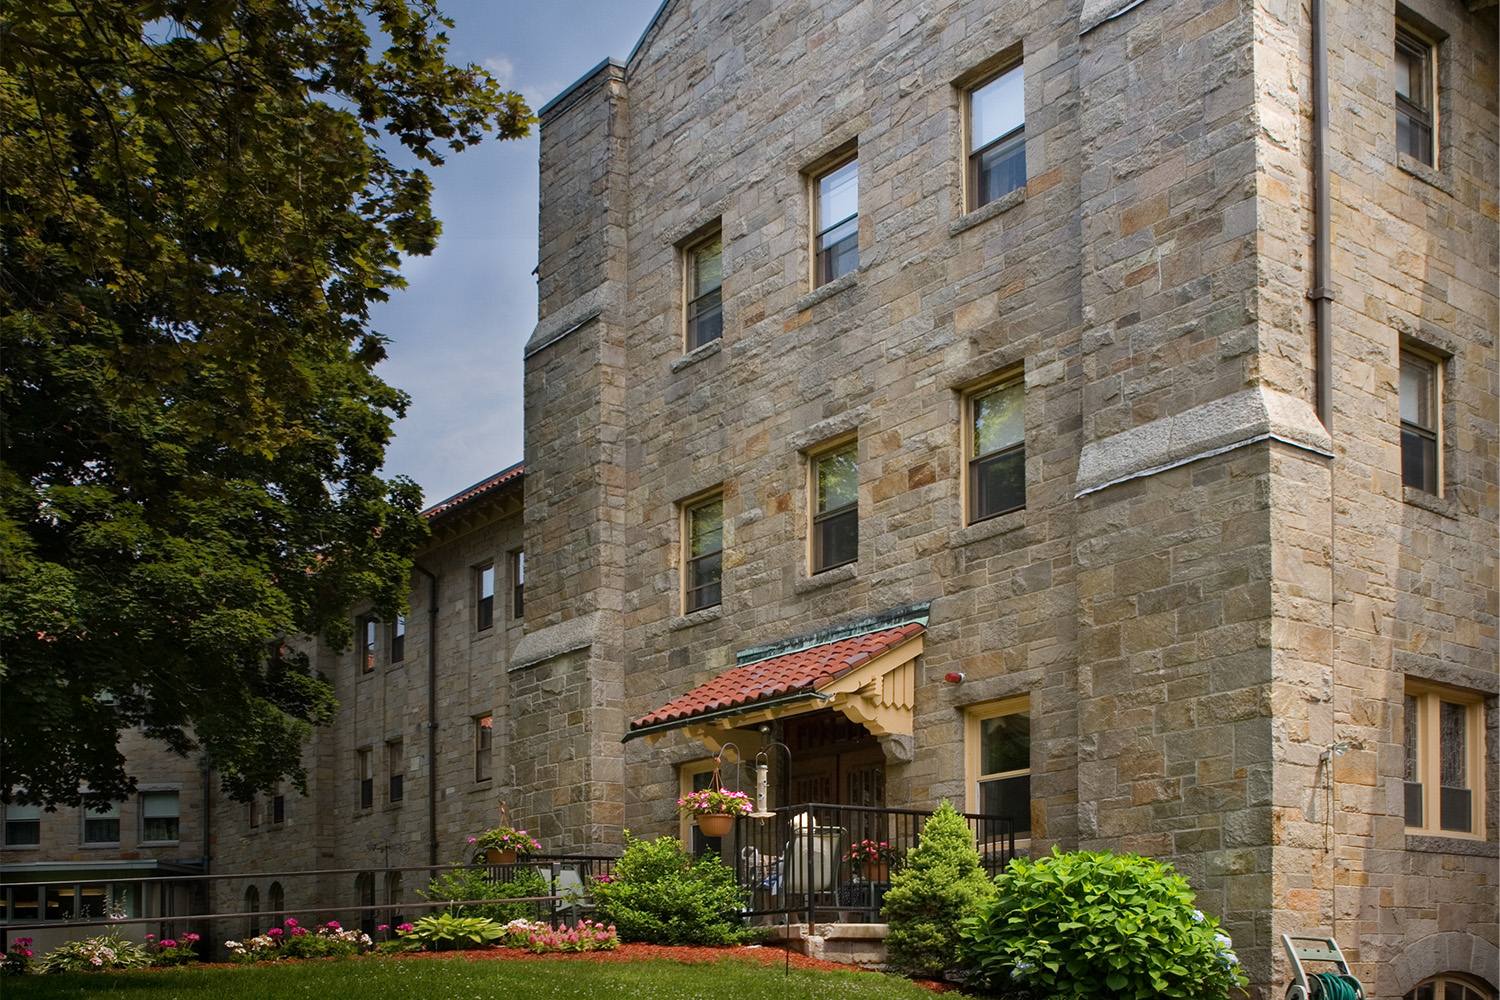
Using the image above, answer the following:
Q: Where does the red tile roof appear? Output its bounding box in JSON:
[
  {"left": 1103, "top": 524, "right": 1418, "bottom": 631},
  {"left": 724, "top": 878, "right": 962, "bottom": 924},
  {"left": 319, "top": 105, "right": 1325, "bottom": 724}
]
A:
[
  {"left": 422, "top": 462, "right": 523, "bottom": 520},
  {"left": 629, "top": 621, "right": 925, "bottom": 733}
]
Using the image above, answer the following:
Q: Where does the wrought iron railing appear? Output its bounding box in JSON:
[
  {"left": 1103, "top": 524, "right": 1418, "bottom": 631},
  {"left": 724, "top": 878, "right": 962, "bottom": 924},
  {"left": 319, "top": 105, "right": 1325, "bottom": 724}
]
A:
[{"left": 724, "top": 802, "right": 1014, "bottom": 925}]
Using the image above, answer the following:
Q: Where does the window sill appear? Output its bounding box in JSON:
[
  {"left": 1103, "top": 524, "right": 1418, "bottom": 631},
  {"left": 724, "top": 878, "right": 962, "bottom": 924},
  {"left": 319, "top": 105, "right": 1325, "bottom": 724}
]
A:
[
  {"left": 795, "top": 562, "right": 857, "bottom": 593},
  {"left": 3, "top": 843, "right": 40, "bottom": 851},
  {"left": 670, "top": 605, "right": 723, "bottom": 631},
  {"left": 949, "top": 186, "right": 1026, "bottom": 237},
  {"left": 1396, "top": 154, "right": 1454, "bottom": 196},
  {"left": 953, "top": 507, "right": 1027, "bottom": 546},
  {"left": 1406, "top": 833, "right": 1496, "bottom": 856},
  {"left": 795, "top": 271, "right": 858, "bottom": 313},
  {"left": 671, "top": 338, "right": 723, "bottom": 373},
  {"left": 139, "top": 840, "right": 180, "bottom": 848},
  {"left": 81, "top": 842, "right": 121, "bottom": 850},
  {"left": 383, "top": 803, "right": 403, "bottom": 812},
  {"left": 1402, "top": 487, "right": 1458, "bottom": 518}
]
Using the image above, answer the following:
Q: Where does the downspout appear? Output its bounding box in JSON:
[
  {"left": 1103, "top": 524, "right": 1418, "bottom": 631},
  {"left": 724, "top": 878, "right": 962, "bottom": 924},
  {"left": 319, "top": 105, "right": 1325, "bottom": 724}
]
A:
[
  {"left": 1310, "top": 0, "right": 1333, "bottom": 430},
  {"left": 413, "top": 564, "right": 439, "bottom": 870}
]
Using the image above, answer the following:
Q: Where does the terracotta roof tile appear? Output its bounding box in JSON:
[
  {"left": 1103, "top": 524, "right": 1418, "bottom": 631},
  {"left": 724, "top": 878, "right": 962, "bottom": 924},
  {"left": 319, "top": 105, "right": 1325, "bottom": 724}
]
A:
[
  {"left": 422, "top": 462, "right": 523, "bottom": 520},
  {"left": 629, "top": 621, "right": 925, "bottom": 732}
]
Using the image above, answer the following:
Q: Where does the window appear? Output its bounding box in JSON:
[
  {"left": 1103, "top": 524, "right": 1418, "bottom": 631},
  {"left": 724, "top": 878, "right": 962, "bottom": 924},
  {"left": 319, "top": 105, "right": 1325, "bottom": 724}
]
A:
[
  {"left": 356, "top": 873, "right": 376, "bottom": 936},
  {"left": 1395, "top": 26, "right": 1435, "bottom": 165},
  {"left": 1400, "top": 349, "right": 1440, "bottom": 494},
  {"left": 812, "top": 443, "right": 858, "bottom": 572},
  {"left": 389, "top": 615, "right": 405, "bottom": 664},
  {"left": 475, "top": 715, "right": 493, "bottom": 783},
  {"left": 511, "top": 551, "right": 525, "bottom": 619},
  {"left": 248, "top": 795, "right": 261, "bottom": 829},
  {"left": 358, "top": 616, "right": 376, "bottom": 673},
  {"left": 684, "top": 495, "right": 724, "bottom": 612},
  {"left": 4, "top": 800, "right": 40, "bottom": 846},
  {"left": 358, "top": 747, "right": 374, "bottom": 809},
  {"left": 1405, "top": 682, "right": 1485, "bottom": 836},
  {"left": 968, "top": 63, "right": 1026, "bottom": 209},
  {"left": 966, "top": 698, "right": 1031, "bottom": 840},
  {"left": 387, "top": 740, "right": 404, "bottom": 804},
  {"left": 267, "top": 882, "right": 284, "bottom": 927},
  {"left": 83, "top": 801, "right": 121, "bottom": 844},
  {"left": 244, "top": 885, "right": 261, "bottom": 937},
  {"left": 968, "top": 375, "right": 1026, "bottom": 521},
  {"left": 476, "top": 564, "right": 495, "bottom": 631},
  {"left": 685, "top": 231, "right": 723, "bottom": 350},
  {"left": 271, "top": 792, "right": 285, "bottom": 825},
  {"left": 140, "top": 790, "right": 179, "bottom": 842},
  {"left": 1405, "top": 976, "right": 1493, "bottom": 1000},
  {"left": 813, "top": 157, "right": 858, "bottom": 286}
]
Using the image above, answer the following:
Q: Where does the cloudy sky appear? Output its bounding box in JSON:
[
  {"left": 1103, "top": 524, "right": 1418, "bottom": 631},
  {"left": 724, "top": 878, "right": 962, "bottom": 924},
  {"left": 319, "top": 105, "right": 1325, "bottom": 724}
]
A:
[{"left": 369, "top": 0, "right": 664, "bottom": 506}]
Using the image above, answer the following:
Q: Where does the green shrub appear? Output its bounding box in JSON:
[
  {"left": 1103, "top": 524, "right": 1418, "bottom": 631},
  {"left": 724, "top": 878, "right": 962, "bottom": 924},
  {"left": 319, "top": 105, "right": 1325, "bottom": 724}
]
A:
[
  {"left": 958, "top": 848, "right": 1248, "bottom": 999},
  {"left": 424, "top": 866, "right": 549, "bottom": 923},
  {"left": 590, "top": 831, "right": 753, "bottom": 946},
  {"left": 404, "top": 913, "right": 504, "bottom": 951},
  {"left": 34, "top": 933, "right": 151, "bottom": 973},
  {"left": 880, "top": 799, "right": 996, "bottom": 977}
]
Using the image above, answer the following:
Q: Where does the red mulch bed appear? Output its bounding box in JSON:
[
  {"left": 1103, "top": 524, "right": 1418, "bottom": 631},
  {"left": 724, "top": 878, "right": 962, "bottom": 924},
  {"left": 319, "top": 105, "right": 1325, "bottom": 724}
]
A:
[{"left": 388, "top": 943, "right": 956, "bottom": 991}]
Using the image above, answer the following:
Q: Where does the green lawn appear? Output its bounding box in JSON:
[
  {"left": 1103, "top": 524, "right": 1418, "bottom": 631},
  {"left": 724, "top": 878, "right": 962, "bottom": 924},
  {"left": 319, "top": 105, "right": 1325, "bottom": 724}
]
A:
[{"left": 3, "top": 954, "right": 938, "bottom": 1000}]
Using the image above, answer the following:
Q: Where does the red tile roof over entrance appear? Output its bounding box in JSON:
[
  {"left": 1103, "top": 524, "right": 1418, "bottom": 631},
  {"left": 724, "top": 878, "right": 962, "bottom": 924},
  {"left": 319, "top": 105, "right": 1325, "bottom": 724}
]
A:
[{"left": 629, "top": 621, "right": 925, "bottom": 732}]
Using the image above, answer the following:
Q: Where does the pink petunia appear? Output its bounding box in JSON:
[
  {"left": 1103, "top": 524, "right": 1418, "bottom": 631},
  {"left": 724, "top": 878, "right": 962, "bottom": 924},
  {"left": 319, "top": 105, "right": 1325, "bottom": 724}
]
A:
[{"left": 325, "top": 921, "right": 340, "bottom": 930}]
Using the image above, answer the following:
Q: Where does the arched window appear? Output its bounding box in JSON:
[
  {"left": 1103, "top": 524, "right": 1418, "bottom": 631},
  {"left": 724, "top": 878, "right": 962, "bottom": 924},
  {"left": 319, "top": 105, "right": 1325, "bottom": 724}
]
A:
[
  {"left": 1405, "top": 975, "right": 1494, "bottom": 1000},
  {"left": 356, "top": 873, "right": 375, "bottom": 935},
  {"left": 267, "top": 881, "right": 284, "bottom": 930},
  {"left": 243, "top": 885, "right": 261, "bottom": 937}
]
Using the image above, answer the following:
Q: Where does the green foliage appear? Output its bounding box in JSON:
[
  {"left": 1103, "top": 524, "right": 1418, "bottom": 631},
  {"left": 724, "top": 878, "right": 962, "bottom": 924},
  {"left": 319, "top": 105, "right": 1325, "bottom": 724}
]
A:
[
  {"left": 34, "top": 932, "right": 151, "bottom": 973},
  {"left": 0, "top": 0, "right": 530, "bottom": 807},
  {"left": 957, "top": 849, "right": 1249, "bottom": 999},
  {"left": 423, "top": 866, "right": 549, "bottom": 923},
  {"left": 403, "top": 913, "right": 503, "bottom": 951},
  {"left": 590, "top": 831, "right": 754, "bottom": 946},
  {"left": 880, "top": 799, "right": 996, "bottom": 976}
]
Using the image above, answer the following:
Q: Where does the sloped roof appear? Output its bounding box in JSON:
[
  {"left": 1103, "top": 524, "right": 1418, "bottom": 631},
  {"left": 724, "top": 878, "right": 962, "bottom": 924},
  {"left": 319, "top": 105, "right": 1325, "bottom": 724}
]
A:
[
  {"left": 421, "top": 462, "right": 523, "bottom": 520},
  {"left": 628, "top": 621, "right": 925, "bottom": 734}
]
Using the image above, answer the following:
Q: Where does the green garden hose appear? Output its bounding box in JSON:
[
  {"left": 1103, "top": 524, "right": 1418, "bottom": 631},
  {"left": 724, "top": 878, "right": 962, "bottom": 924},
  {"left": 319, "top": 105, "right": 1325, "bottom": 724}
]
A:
[{"left": 1310, "top": 972, "right": 1361, "bottom": 1000}]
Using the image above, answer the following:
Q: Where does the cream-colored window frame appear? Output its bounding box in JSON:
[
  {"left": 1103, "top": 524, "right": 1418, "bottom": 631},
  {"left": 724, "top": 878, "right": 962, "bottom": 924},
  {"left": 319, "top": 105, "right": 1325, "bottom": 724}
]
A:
[
  {"left": 960, "top": 368, "right": 1026, "bottom": 526},
  {"left": 1399, "top": 344, "right": 1443, "bottom": 496},
  {"left": 807, "top": 436, "right": 859, "bottom": 574},
  {"left": 681, "top": 489, "right": 724, "bottom": 614},
  {"left": 964, "top": 695, "right": 1031, "bottom": 843},
  {"left": 1404, "top": 679, "right": 1486, "bottom": 839}
]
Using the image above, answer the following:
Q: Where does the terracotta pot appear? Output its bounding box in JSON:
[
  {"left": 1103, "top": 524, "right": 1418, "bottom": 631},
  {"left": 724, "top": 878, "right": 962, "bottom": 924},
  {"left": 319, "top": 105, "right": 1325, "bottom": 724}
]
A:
[
  {"left": 696, "top": 813, "right": 735, "bottom": 838},
  {"left": 865, "top": 861, "right": 889, "bottom": 883},
  {"left": 485, "top": 848, "right": 518, "bottom": 865}
]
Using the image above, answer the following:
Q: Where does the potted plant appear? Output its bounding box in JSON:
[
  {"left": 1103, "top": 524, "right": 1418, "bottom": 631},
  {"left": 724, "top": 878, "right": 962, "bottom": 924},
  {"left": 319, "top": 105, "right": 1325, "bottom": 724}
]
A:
[
  {"left": 844, "top": 838, "right": 899, "bottom": 882},
  {"left": 470, "top": 826, "right": 542, "bottom": 865},
  {"left": 676, "top": 787, "right": 753, "bottom": 837}
]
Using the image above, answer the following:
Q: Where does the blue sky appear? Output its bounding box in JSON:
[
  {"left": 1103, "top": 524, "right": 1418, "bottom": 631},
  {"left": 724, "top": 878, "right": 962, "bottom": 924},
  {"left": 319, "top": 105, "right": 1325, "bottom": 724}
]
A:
[{"left": 370, "top": 1, "right": 664, "bottom": 505}]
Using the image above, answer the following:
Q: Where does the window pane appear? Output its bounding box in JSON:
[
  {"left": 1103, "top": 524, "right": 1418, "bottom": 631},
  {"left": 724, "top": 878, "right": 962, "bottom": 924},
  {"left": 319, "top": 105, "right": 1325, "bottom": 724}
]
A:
[
  {"left": 690, "top": 499, "right": 723, "bottom": 557},
  {"left": 692, "top": 237, "right": 723, "bottom": 297},
  {"left": 1401, "top": 355, "right": 1434, "bottom": 428},
  {"left": 979, "top": 774, "right": 1031, "bottom": 837},
  {"left": 815, "top": 507, "right": 859, "bottom": 570},
  {"left": 972, "top": 447, "right": 1025, "bottom": 520},
  {"left": 1405, "top": 781, "right": 1424, "bottom": 827},
  {"left": 973, "top": 382, "right": 1024, "bottom": 457},
  {"left": 1439, "top": 701, "right": 1466, "bottom": 788},
  {"left": 818, "top": 447, "right": 858, "bottom": 512},
  {"left": 972, "top": 65, "right": 1024, "bottom": 149},
  {"left": 980, "top": 713, "right": 1030, "bottom": 775},
  {"left": 480, "top": 565, "right": 495, "bottom": 599},
  {"left": 142, "top": 791, "right": 179, "bottom": 841},
  {"left": 1403, "top": 694, "right": 1420, "bottom": 782},
  {"left": 975, "top": 133, "right": 1026, "bottom": 206},
  {"left": 818, "top": 159, "right": 858, "bottom": 233}
]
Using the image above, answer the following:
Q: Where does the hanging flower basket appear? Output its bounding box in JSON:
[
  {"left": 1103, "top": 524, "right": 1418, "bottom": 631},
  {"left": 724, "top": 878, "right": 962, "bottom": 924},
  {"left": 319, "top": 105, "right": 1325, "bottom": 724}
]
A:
[
  {"left": 485, "top": 848, "right": 518, "bottom": 865},
  {"left": 469, "top": 826, "right": 542, "bottom": 865},
  {"left": 695, "top": 813, "right": 735, "bottom": 838}
]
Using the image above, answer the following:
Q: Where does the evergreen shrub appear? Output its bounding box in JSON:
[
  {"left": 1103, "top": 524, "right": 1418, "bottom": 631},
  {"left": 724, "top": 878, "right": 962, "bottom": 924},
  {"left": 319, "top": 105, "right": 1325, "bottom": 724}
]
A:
[
  {"left": 880, "top": 799, "right": 996, "bottom": 976},
  {"left": 590, "top": 831, "right": 753, "bottom": 945},
  {"left": 957, "top": 848, "right": 1248, "bottom": 999}
]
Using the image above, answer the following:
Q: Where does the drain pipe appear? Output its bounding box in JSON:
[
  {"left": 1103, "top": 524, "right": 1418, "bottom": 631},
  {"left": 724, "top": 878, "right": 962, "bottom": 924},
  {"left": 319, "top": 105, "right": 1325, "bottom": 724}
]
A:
[
  {"left": 1310, "top": 0, "right": 1333, "bottom": 430},
  {"left": 413, "top": 564, "right": 439, "bottom": 870}
]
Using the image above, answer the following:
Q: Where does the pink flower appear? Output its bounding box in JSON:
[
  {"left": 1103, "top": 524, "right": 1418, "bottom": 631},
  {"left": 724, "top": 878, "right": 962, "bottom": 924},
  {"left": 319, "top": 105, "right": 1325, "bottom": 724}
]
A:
[
  {"left": 396, "top": 923, "right": 414, "bottom": 934},
  {"left": 267, "top": 928, "right": 284, "bottom": 938},
  {"left": 283, "top": 917, "right": 298, "bottom": 928},
  {"left": 325, "top": 921, "right": 340, "bottom": 930},
  {"left": 291, "top": 927, "right": 308, "bottom": 937},
  {"left": 161, "top": 939, "right": 177, "bottom": 949},
  {"left": 377, "top": 924, "right": 389, "bottom": 932},
  {"left": 183, "top": 933, "right": 200, "bottom": 942}
]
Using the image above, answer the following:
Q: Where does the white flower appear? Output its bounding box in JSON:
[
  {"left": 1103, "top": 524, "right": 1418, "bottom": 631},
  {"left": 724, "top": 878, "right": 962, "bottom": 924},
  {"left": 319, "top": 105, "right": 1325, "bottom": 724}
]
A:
[{"left": 1192, "top": 909, "right": 1205, "bottom": 923}]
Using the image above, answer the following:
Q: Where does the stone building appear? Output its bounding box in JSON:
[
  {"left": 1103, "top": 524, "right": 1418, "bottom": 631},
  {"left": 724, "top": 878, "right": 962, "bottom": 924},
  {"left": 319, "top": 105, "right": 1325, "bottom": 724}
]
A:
[
  {"left": 513, "top": 0, "right": 1498, "bottom": 997},
  {"left": 4, "top": 0, "right": 1494, "bottom": 996}
]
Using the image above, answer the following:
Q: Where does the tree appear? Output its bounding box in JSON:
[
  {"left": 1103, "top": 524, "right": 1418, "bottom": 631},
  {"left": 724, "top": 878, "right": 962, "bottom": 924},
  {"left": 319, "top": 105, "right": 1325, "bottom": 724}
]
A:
[
  {"left": 0, "top": 1, "right": 531, "bottom": 807},
  {"left": 881, "top": 799, "right": 997, "bottom": 977}
]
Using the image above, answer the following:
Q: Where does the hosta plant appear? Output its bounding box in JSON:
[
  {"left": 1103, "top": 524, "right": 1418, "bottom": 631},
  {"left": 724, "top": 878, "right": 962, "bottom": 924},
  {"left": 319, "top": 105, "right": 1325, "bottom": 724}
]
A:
[
  {"left": 403, "top": 912, "right": 504, "bottom": 951},
  {"left": 34, "top": 933, "right": 150, "bottom": 973},
  {"left": 958, "top": 848, "right": 1249, "bottom": 999}
]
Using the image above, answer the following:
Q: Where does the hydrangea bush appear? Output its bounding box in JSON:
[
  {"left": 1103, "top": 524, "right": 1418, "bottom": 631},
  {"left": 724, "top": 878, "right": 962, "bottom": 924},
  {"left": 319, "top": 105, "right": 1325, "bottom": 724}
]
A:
[
  {"left": 0, "top": 937, "right": 34, "bottom": 975},
  {"left": 957, "top": 849, "right": 1249, "bottom": 999},
  {"left": 590, "top": 831, "right": 754, "bottom": 946}
]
